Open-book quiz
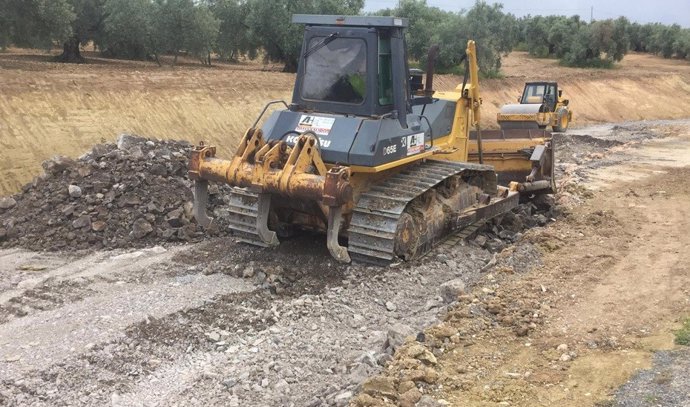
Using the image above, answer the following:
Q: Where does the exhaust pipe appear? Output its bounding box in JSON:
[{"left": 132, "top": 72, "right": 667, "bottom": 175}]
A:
[{"left": 424, "top": 45, "right": 439, "bottom": 97}]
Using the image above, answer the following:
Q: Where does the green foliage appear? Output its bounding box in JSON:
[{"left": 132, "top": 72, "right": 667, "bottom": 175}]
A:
[
  {"left": 185, "top": 4, "right": 220, "bottom": 62},
  {"left": 461, "top": 2, "right": 517, "bottom": 74},
  {"left": 68, "top": 0, "right": 106, "bottom": 43},
  {"left": 0, "top": 0, "right": 75, "bottom": 50},
  {"left": 521, "top": 14, "right": 690, "bottom": 66},
  {"left": 245, "top": 0, "right": 364, "bottom": 72},
  {"left": 4, "top": 0, "right": 690, "bottom": 67},
  {"left": 626, "top": 22, "right": 690, "bottom": 61},
  {"left": 211, "top": 0, "right": 256, "bottom": 61},
  {"left": 375, "top": 0, "right": 450, "bottom": 62},
  {"left": 675, "top": 318, "right": 690, "bottom": 346},
  {"left": 148, "top": 0, "right": 220, "bottom": 65},
  {"left": 652, "top": 24, "right": 682, "bottom": 58},
  {"left": 100, "top": 0, "right": 158, "bottom": 60},
  {"left": 674, "top": 30, "right": 690, "bottom": 60},
  {"left": 375, "top": 1, "right": 519, "bottom": 75},
  {"left": 519, "top": 15, "right": 630, "bottom": 68}
]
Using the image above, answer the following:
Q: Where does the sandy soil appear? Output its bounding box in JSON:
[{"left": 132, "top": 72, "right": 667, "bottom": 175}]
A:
[
  {"left": 1, "top": 50, "right": 689, "bottom": 195},
  {"left": 350, "top": 120, "right": 690, "bottom": 407}
]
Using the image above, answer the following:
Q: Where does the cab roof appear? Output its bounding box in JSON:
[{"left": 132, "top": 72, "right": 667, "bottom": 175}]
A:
[
  {"left": 292, "top": 14, "right": 409, "bottom": 28},
  {"left": 525, "top": 81, "right": 558, "bottom": 86}
]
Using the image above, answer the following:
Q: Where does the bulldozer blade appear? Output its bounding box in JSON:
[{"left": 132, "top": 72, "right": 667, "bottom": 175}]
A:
[
  {"left": 256, "top": 193, "right": 279, "bottom": 246},
  {"left": 193, "top": 180, "right": 214, "bottom": 228},
  {"left": 468, "top": 129, "right": 555, "bottom": 194},
  {"left": 326, "top": 205, "right": 351, "bottom": 263},
  {"left": 499, "top": 121, "right": 541, "bottom": 130}
]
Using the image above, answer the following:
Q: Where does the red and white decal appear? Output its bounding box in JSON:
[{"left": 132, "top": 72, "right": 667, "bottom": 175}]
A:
[
  {"left": 295, "top": 115, "right": 335, "bottom": 136},
  {"left": 406, "top": 132, "right": 425, "bottom": 156}
]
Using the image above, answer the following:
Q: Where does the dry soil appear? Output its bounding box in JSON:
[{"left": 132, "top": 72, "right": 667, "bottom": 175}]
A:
[{"left": 1, "top": 50, "right": 689, "bottom": 194}]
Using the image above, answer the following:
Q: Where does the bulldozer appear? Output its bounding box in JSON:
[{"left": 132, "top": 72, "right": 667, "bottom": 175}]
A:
[
  {"left": 188, "top": 15, "right": 555, "bottom": 264},
  {"left": 497, "top": 81, "right": 572, "bottom": 132}
]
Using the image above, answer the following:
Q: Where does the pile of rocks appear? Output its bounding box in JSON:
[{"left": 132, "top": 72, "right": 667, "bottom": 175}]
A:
[
  {"left": 0, "top": 134, "right": 229, "bottom": 252},
  {"left": 474, "top": 198, "right": 558, "bottom": 253}
]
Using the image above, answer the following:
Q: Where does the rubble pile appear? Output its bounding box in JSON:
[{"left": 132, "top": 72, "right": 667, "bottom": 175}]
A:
[
  {"left": 477, "top": 197, "right": 560, "bottom": 253},
  {"left": 0, "top": 134, "right": 228, "bottom": 251}
]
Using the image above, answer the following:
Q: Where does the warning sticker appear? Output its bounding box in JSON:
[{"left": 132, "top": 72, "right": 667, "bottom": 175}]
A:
[
  {"left": 295, "top": 115, "right": 336, "bottom": 136},
  {"left": 406, "top": 132, "right": 425, "bottom": 156}
]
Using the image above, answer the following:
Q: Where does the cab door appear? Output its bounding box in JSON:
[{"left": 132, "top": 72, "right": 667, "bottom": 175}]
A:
[{"left": 544, "top": 84, "right": 557, "bottom": 112}]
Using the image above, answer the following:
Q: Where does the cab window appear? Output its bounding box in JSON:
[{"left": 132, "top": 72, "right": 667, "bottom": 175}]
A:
[
  {"left": 522, "top": 84, "right": 546, "bottom": 104},
  {"left": 301, "top": 37, "right": 367, "bottom": 104},
  {"left": 378, "top": 36, "right": 393, "bottom": 105}
]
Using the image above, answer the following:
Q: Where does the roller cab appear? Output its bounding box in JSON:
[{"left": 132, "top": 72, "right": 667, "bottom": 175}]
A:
[{"left": 497, "top": 82, "right": 573, "bottom": 132}]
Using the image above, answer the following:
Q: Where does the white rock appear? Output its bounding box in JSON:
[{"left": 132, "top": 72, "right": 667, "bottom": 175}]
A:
[
  {"left": 68, "top": 184, "right": 82, "bottom": 198},
  {"left": 334, "top": 391, "right": 353, "bottom": 406},
  {"left": 386, "top": 323, "right": 414, "bottom": 351},
  {"left": 242, "top": 266, "right": 255, "bottom": 278},
  {"left": 440, "top": 278, "right": 466, "bottom": 303},
  {"left": 385, "top": 301, "right": 397, "bottom": 312},
  {"left": 0, "top": 197, "right": 16, "bottom": 209},
  {"left": 557, "top": 343, "right": 569, "bottom": 352}
]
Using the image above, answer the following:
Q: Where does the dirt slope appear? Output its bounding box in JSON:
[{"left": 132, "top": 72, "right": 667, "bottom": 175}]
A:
[
  {"left": 435, "top": 52, "right": 690, "bottom": 128},
  {"left": 1, "top": 50, "right": 689, "bottom": 195}
]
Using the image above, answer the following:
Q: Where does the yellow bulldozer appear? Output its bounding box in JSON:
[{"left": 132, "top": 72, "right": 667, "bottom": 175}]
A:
[
  {"left": 188, "top": 15, "right": 555, "bottom": 264},
  {"left": 497, "top": 81, "right": 572, "bottom": 132}
]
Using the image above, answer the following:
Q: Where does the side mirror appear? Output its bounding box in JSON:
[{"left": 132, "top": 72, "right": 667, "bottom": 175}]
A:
[
  {"left": 558, "top": 89, "right": 563, "bottom": 97},
  {"left": 517, "top": 96, "right": 521, "bottom": 102}
]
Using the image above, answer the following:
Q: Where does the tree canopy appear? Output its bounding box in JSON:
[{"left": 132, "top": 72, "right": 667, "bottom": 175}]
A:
[{"left": 1, "top": 0, "right": 688, "bottom": 71}]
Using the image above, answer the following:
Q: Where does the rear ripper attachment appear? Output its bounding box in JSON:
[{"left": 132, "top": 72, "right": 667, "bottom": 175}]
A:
[
  {"left": 189, "top": 128, "right": 354, "bottom": 263},
  {"left": 189, "top": 128, "right": 519, "bottom": 265}
]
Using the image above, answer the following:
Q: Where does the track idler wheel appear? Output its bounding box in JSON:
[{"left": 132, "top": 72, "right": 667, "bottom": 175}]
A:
[{"left": 393, "top": 213, "right": 420, "bottom": 261}]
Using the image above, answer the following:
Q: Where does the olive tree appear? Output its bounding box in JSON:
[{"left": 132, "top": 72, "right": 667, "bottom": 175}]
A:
[
  {"left": 0, "top": 0, "right": 75, "bottom": 52},
  {"left": 245, "top": 0, "right": 364, "bottom": 72},
  {"left": 100, "top": 0, "right": 159, "bottom": 61}
]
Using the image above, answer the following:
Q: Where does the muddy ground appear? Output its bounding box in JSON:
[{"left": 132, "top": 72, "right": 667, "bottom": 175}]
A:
[{"left": 0, "top": 119, "right": 689, "bottom": 406}]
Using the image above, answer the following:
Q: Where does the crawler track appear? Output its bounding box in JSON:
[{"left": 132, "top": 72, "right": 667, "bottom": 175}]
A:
[
  {"left": 225, "top": 187, "right": 273, "bottom": 247},
  {"left": 225, "top": 160, "right": 518, "bottom": 264},
  {"left": 348, "top": 160, "right": 517, "bottom": 264}
]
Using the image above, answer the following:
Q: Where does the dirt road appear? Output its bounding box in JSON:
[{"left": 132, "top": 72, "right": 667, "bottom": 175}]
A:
[
  {"left": 349, "top": 120, "right": 690, "bottom": 406},
  {"left": 0, "top": 221, "right": 506, "bottom": 406},
  {"left": 1, "top": 120, "right": 689, "bottom": 406}
]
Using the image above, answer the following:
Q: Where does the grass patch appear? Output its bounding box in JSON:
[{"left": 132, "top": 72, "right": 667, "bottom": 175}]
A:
[{"left": 674, "top": 317, "right": 690, "bottom": 345}]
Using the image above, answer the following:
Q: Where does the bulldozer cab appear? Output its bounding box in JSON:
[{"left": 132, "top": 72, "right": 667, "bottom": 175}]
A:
[
  {"left": 520, "top": 82, "right": 558, "bottom": 112},
  {"left": 291, "top": 15, "right": 412, "bottom": 128}
]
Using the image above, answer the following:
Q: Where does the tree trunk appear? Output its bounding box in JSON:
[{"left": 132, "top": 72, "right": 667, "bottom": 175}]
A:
[
  {"left": 282, "top": 57, "right": 298, "bottom": 73},
  {"left": 173, "top": 51, "right": 178, "bottom": 67},
  {"left": 153, "top": 53, "right": 162, "bottom": 67},
  {"left": 57, "top": 37, "right": 85, "bottom": 63},
  {"left": 207, "top": 52, "right": 211, "bottom": 66}
]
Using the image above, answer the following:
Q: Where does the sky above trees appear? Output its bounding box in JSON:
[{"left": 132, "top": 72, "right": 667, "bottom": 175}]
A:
[{"left": 364, "top": 0, "right": 690, "bottom": 27}]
